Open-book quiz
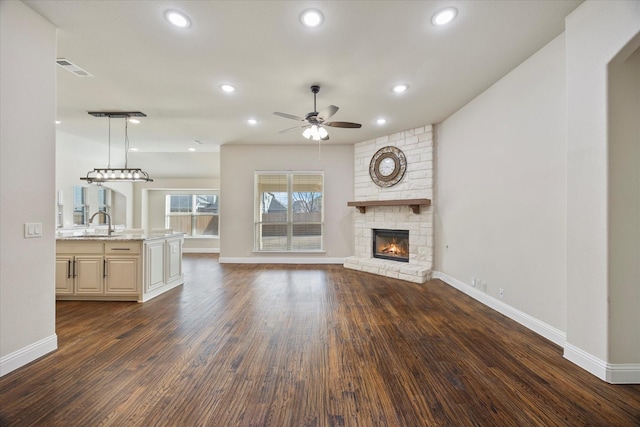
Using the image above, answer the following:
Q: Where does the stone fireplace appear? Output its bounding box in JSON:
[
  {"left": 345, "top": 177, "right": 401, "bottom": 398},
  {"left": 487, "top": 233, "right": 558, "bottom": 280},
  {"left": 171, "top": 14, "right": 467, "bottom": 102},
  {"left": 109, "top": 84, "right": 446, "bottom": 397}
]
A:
[{"left": 344, "top": 125, "right": 433, "bottom": 283}]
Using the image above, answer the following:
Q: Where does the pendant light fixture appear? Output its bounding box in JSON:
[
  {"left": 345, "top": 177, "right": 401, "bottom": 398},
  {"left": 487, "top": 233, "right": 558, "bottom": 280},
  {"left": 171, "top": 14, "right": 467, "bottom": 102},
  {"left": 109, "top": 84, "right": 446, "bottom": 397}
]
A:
[{"left": 81, "top": 111, "right": 153, "bottom": 185}]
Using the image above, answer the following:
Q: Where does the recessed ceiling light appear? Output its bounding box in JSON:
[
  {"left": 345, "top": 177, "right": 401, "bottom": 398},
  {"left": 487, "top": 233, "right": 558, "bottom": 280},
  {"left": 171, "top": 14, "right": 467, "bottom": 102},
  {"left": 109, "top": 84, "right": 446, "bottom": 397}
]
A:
[
  {"left": 188, "top": 147, "right": 196, "bottom": 152},
  {"left": 392, "top": 84, "right": 408, "bottom": 93},
  {"left": 130, "top": 147, "right": 139, "bottom": 151},
  {"left": 301, "top": 9, "right": 323, "bottom": 27},
  {"left": 55, "top": 120, "right": 61, "bottom": 125},
  {"left": 432, "top": 7, "right": 457, "bottom": 26},
  {"left": 247, "top": 118, "right": 258, "bottom": 125},
  {"left": 220, "top": 84, "right": 236, "bottom": 93},
  {"left": 376, "top": 118, "right": 387, "bottom": 125},
  {"left": 165, "top": 10, "right": 191, "bottom": 28},
  {"left": 128, "top": 118, "right": 140, "bottom": 124}
]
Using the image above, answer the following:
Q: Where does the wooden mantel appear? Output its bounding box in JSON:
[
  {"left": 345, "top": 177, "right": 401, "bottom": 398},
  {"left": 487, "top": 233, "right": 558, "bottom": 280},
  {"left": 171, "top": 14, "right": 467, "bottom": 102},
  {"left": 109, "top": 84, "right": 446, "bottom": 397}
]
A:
[{"left": 347, "top": 198, "right": 431, "bottom": 214}]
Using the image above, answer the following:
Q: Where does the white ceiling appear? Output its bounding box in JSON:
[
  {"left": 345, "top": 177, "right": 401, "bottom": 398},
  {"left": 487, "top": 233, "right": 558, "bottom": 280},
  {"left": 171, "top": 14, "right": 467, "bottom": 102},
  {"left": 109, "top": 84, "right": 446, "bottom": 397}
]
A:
[{"left": 26, "top": 0, "right": 582, "bottom": 153}]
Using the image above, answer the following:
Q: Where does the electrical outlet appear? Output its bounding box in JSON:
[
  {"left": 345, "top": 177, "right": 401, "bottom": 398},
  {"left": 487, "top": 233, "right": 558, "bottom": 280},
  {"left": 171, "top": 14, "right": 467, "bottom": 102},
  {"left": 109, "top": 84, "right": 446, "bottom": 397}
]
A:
[
  {"left": 499, "top": 288, "right": 504, "bottom": 299},
  {"left": 471, "top": 277, "right": 477, "bottom": 287}
]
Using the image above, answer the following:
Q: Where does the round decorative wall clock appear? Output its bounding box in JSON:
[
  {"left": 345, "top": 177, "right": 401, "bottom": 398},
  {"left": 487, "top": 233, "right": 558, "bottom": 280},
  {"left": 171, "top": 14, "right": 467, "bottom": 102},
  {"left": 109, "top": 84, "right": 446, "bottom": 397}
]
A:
[{"left": 369, "top": 146, "right": 407, "bottom": 187}]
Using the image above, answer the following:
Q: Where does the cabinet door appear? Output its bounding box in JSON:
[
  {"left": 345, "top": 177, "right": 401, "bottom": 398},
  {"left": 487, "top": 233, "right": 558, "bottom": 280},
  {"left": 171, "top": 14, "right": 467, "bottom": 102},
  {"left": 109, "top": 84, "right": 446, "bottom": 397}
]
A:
[
  {"left": 145, "top": 241, "right": 165, "bottom": 292},
  {"left": 55, "top": 256, "right": 74, "bottom": 295},
  {"left": 165, "top": 239, "right": 182, "bottom": 283},
  {"left": 74, "top": 256, "right": 104, "bottom": 295},
  {"left": 105, "top": 257, "right": 139, "bottom": 295}
]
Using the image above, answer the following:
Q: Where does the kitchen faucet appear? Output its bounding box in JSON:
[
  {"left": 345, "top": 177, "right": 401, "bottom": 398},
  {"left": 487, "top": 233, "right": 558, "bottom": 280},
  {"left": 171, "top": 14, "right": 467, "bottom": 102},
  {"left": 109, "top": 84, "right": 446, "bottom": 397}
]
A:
[{"left": 88, "top": 211, "right": 113, "bottom": 235}]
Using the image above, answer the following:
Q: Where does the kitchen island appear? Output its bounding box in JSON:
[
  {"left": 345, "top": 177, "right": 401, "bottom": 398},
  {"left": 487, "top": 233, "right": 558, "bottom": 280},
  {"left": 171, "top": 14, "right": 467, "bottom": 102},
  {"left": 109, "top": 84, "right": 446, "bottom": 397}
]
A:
[{"left": 55, "top": 232, "right": 184, "bottom": 302}]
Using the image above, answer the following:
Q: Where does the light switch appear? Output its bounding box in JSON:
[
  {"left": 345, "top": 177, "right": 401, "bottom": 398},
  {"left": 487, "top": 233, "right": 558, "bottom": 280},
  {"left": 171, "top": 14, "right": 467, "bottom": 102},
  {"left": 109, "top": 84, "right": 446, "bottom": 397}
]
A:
[{"left": 24, "top": 223, "right": 43, "bottom": 238}]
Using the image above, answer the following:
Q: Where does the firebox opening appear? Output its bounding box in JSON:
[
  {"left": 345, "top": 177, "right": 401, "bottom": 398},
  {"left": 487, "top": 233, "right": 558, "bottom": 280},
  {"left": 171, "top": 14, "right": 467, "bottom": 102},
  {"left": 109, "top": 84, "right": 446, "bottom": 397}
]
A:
[{"left": 373, "top": 229, "right": 409, "bottom": 262}]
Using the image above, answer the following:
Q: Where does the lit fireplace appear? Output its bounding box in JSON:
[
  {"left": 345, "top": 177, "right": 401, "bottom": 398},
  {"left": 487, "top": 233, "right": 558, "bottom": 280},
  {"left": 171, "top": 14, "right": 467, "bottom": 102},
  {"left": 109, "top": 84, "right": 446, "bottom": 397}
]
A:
[{"left": 372, "top": 229, "right": 409, "bottom": 262}]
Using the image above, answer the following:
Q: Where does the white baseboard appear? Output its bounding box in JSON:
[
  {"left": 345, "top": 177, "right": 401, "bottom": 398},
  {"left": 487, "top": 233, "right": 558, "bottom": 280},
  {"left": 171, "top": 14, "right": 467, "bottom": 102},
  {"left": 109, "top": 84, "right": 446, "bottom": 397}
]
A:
[
  {"left": 432, "top": 271, "right": 566, "bottom": 347},
  {"left": 433, "top": 271, "right": 640, "bottom": 384},
  {"left": 564, "top": 343, "right": 640, "bottom": 384},
  {"left": 0, "top": 334, "right": 58, "bottom": 377},
  {"left": 182, "top": 248, "right": 219, "bottom": 254},
  {"left": 219, "top": 257, "right": 346, "bottom": 264}
]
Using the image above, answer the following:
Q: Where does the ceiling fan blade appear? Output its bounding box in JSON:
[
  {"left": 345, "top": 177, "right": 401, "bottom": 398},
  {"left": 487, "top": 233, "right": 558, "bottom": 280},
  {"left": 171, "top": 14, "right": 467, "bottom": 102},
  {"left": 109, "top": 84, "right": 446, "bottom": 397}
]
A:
[
  {"left": 273, "top": 112, "right": 305, "bottom": 121},
  {"left": 278, "top": 125, "right": 308, "bottom": 134},
  {"left": 324, "top": 121, "right": 362, "bottom": 128},
  {"left": 317, "top": 105, "right": 338, "bottom": 122}
]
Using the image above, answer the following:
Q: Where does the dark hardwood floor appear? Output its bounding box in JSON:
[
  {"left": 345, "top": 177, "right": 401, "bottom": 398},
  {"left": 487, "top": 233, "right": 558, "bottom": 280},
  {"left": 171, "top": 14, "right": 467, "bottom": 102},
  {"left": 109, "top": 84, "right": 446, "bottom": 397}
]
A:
[{"left": 1, "top": 254, "right": 639, "bottom": 426}]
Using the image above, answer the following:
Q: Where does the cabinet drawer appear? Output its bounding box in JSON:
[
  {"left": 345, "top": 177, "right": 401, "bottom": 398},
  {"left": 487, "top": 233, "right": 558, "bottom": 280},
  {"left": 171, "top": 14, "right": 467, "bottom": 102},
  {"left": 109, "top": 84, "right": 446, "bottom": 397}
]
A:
[
  {"left": 57, "top": 241, "right": 103, "bottom": 254},
  {"left": 105, "top": 242, "right": 141, "bottom": 254}
]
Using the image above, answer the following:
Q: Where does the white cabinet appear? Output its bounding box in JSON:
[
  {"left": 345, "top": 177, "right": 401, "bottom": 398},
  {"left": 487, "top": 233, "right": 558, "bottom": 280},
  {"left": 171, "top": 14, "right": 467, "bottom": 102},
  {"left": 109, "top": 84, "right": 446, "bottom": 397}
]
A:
[
  {"left": 145, "top": 240, "right": 165, "bottom": 292},
  {"left": 142, "top": 235, "right": 184, "bottom": 302},
  {"left": 74, "top": 255, "right": 104, "bottom": 295},
  {"left": 104, "top": 242, "right": 140, "bottom": 295},
  {"left": 165, "top": 237, "right": 182, "bottom": 285},
  {"left": 56, "top": 234, "right": 183, "bottom": 302},
  {"left": 56, "top": 240, "right": 141, "bottom": 301},
  {"left": 55, "top": 256, "right": 74, "bottom": 295}
]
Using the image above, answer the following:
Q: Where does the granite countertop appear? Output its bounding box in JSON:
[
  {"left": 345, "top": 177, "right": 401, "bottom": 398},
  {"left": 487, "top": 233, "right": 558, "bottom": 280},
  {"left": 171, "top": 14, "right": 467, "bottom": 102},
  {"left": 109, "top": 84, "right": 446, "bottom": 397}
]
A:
[{"left": 56, "top": 232, "right": 184, "bottom": 241}]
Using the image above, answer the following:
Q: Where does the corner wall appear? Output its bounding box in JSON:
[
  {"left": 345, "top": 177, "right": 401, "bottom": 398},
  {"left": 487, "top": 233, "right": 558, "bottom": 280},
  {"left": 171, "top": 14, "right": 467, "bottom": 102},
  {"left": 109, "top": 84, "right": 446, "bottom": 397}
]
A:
[
  {"left": 564, "top": 0, "right": 640, "bottom": 383},
  {"left": 435, "top": 33, "right": 567, "bottom": 343},
  {"left": 0, "top": 1, "right": 58, "bottom": 375}
]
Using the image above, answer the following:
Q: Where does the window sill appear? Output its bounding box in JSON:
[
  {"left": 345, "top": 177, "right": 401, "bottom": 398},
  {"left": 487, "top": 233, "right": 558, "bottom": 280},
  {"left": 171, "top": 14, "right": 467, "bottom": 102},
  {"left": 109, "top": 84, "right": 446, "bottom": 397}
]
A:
[{"left": 185, "top": 235, "right": 219, "bottom": 239}]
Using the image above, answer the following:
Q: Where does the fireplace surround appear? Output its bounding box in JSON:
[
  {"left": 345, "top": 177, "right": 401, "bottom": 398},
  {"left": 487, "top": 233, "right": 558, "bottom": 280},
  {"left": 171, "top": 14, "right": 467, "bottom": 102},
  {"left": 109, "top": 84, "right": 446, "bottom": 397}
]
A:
[{"left": 343, "top": 124, "right": 433, "bottom": 283}]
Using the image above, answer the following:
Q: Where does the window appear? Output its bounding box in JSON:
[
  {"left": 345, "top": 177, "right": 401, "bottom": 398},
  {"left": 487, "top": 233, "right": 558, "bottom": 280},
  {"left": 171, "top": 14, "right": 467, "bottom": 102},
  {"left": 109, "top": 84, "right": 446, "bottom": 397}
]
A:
[
  {"left": 73, "top": 185, "right": 89, "bottom": 225},
  {"left": 165, "top": 193, "right": 219, "bottom": 236},
  {"left": 96, "top": 188, "right": 111, "bottom": 224},
  {"left": 254, "top": 172, "right": 323, "bottom": 251}
]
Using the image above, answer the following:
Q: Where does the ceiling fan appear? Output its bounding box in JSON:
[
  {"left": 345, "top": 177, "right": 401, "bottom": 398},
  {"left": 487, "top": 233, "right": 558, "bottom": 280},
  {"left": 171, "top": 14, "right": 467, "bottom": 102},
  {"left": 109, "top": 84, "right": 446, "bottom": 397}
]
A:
[{"left": 274, "top": 85, "right": 362, "bottom": 141}]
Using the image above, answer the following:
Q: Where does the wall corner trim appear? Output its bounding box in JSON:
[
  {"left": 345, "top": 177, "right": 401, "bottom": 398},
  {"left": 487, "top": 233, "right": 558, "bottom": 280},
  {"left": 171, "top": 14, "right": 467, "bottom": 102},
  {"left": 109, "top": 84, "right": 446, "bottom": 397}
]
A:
[
  {"left": 0, "top": 334, "right": 58, "bottom": 377},
  {"left": 432, "top": 271, "right": 566, "bottom": 347},
  {"left": 564, "top": 343, "right": 640, "bottom": 384}
]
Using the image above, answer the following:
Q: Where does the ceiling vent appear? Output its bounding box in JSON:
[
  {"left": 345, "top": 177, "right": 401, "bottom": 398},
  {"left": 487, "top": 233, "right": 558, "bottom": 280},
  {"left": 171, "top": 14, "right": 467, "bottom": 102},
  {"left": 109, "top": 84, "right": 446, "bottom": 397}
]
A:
[{"left": 56, "top": 58, "right": 92, "bottom": 77}]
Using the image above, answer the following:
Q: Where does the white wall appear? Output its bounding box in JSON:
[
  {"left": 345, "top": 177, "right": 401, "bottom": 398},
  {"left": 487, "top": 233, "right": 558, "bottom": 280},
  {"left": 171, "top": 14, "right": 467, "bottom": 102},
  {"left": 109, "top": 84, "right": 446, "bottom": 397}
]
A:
[
  {"left": 564, "top": 0, "right": 640, "bottom": 383},
  {"left": 134, "top": 177, "right": 220, "bottom": 252},
  {"left": 435, "top": 34, "right": 568, "bottom": 338},
  {"left": 57, "top": 133, "right": 134, "bottom": 227},
  {"left": 220, "top": 144, "right": 354, "bottom": 262},
  {"left": 609, "top": 44, "right": 640, "bottom": 366},
  {"left": 0, "top": 0, "right": 58, "bottom": 375}
]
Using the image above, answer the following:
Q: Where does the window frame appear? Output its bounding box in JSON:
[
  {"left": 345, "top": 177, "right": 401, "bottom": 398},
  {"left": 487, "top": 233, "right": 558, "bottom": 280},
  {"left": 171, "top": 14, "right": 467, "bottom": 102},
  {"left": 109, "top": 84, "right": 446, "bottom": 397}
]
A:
[
  {"left": 165, "top": 192, "right": 219, "bottom": 237},
  {"left": 254, "top": 171, "right": 324, "bottom": 252},
  {"left": 72, "top": 185, "right": 89, "bottom": 226}
]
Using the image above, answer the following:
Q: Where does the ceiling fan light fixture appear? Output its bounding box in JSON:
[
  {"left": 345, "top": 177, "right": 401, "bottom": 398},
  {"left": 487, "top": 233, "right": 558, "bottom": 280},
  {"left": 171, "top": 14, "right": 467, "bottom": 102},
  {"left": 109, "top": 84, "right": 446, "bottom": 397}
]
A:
[
  {"left": 432, "top": 7, "right": 457, "bottom": 26},
  {"left": 301, "top": 9, "right": 323, "bottom": 27},
  {"left": 165, "top": 10, "right": 191, "bottom": 28},
  {"left": 318, "top": 126, "right": 328, "bottom": 139}
]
